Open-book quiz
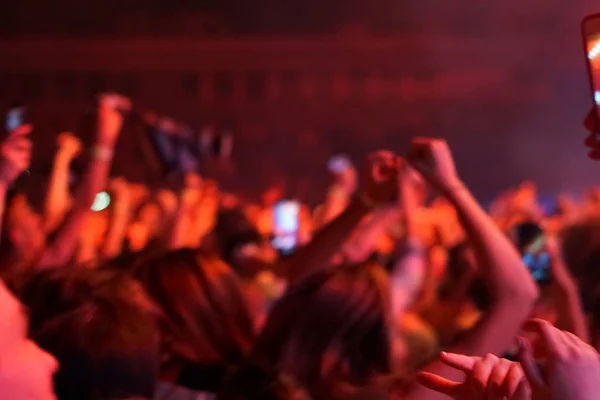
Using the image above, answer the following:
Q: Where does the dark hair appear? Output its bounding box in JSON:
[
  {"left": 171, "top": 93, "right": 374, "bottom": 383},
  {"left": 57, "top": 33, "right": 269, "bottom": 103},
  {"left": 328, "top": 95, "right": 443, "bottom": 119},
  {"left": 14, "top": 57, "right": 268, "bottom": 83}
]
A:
[
  {"left": 561, "top": 219, "right": 600, "bottom": 336},
  {"left": 250, "top": 263, "right": 395, "bottom": 400},
  {"left": 18, "top": 267, "right": 160, "bottom": 400},
  {"left": 134, "top": 249, "right": 254, "bottom": 370},
  {"left": 217, "top": 362, "right": 310, "bottom": 400},
  {"left": 214, "top": 208, "right": 262, "bottom": 268}
]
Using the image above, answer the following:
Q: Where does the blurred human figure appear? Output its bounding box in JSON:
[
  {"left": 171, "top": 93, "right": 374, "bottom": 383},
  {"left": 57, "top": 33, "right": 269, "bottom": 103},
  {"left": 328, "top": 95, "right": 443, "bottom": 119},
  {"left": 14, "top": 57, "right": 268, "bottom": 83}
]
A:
[
  {"left": 18, "top": 94, "right": 130, "bottom": 270},
  {"left": 0, "top": 280, "right": 58, "bottom": 400},
  {"left": 18, "top": 268, "right": 158, "bottom": 400},
  {"left": 223, "top": 142, "right": 538, "bottom": 400},
  {"left": 134, "top": 249, "right": 254, "bottom": 397},
  {"left": 0, "top": 124, "right": 40, "bottom": 270},
  {"left": 44, "top": 132, "right": 81, "bottom": 233}
]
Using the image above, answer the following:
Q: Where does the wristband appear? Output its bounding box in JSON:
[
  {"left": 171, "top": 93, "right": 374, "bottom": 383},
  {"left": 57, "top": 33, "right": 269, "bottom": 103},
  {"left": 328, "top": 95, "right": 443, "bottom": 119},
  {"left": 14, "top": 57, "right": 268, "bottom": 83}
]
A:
[{"left": 92, "top": 146, "right": 113, "bottom": 162}]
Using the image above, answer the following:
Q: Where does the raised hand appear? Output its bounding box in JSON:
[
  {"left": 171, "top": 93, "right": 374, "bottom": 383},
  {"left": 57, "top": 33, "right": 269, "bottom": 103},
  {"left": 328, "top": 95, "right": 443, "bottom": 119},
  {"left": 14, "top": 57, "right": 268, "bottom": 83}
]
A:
[
  {"left": 184, "top": 172, "right": 203, "bottom": 190},
  {"left": 129, "top": 183, "right": 150, "bottom": 206},
  {"left": 156, "top": 189, "right": 178, "bottom": 216},
  {"left": 406, "top": 138, "right": 460, "bottom": 193},
  {"left": 519, "top": 319, "right": 600, "bottom": 400},
  {"left": 108, "top": 177, "right": 130, "bottom": 198},
  {"left": 418, "top": 352, "right": 530, "bottom": 400},
  {"left": 332, "top": 162, "right": 358, "bottom": 195},
  {"left": 97, "top": 93, "right": 132, "bottom": 146},
  {"left": 0, "top": 124, "right": 32, "bottom": 186},
  {"left": 360, "top": 150, "right": 400, "bottom": 206},
  {"left": 56, "top": 132, "right": 82, "bottom": 159}
]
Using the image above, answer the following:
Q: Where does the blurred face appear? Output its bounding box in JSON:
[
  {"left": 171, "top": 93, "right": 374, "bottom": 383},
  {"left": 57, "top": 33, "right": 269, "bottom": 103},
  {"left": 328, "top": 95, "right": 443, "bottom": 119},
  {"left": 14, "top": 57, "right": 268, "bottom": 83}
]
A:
[{"left": 0, "top": 281, "right": 58, "bottom": 400}]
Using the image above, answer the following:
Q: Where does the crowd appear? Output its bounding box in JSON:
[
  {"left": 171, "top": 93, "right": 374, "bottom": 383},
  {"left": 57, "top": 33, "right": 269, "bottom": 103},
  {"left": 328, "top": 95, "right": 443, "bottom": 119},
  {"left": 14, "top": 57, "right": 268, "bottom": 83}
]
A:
[{"left": 0, "top": 93, "right": 599, "bottom": 400}]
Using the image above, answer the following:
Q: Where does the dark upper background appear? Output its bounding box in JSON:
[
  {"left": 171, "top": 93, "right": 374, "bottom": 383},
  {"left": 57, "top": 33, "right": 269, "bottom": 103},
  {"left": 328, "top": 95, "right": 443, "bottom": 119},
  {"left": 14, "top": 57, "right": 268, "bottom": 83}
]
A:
[
  {"left": 0, "top": 0, "right": 598, "bottom": 205},
  {"left": 0, "top": 1, "right": 596, "bottom": 36}
]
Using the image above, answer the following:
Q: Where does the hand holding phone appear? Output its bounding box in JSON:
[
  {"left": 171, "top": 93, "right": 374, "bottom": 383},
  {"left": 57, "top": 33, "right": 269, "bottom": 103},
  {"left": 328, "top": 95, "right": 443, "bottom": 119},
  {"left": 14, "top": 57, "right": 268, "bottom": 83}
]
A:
[
  {"left": 512, "top": 222, "right": 551, "bottom": 284},
  {"left": 583, "top": 14, "right": 600, "bottom": 144},
  {"left": 5, "top": 106, "right": 25, "bottom": 133}
]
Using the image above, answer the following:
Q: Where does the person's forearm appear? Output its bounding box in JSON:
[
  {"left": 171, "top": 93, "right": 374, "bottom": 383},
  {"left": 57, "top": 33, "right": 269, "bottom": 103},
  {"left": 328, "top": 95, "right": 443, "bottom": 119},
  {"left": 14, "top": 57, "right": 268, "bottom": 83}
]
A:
[
  {"left": 38, "top": 142, "right": 115, "bottom": 268},
  {"left": 188, "top": 200, "right": 218, "bottom": 247},
  {"left": 403, "top": 181, "right": 538, "bottom": 400},
  {"left": 167, "top": 203, "right": 193, "bottom": 250},
  {"left": 101, "top": 201, "right": 132, "bottom": 260},
  {"left": 555, "top": 282, "right": 590, "bottom": 343},
  {"left": 44, "top": 153, "right": 73, "bottom": 232},
  {"left": 286, "top": 198, "right": 371, "bottom": 284},
  {"left": 75, "top": 233, "right": 98, "bottom": 265},
  {"left": 445, "top": 181, "right": 538, "bottom": 300},
  {"left": 342, "top": 207, "right": 398, "bottom": 262},
  {"left": 315, "top": 185, "right": 350, "bottom": 229}
]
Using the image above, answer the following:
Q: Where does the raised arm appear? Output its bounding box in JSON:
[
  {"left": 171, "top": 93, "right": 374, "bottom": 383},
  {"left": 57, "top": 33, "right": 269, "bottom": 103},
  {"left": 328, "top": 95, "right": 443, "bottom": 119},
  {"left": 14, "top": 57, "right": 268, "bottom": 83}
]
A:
[
  {"left": 313, "top": 163, "right": 356, "bottom": 230},
  {"left": 403, "top": 139, "right": 538, "bottom": 400},
  {"left": 37, "top": 94, "right": 129, "bottom": 268},
  {"left": 167, "top": 183, "right": 198, "bottom": 250},
  {"left": 340, "top": 207, "right": 399, "bottom": 263},
  {"left": 286, "top": 151, "right": 399, "bottom": 285},
  {"left": 185, "top": 175, "right": 219, "bottom": 248},
  {"left": 390, "top": 164, "right": 428, "bottom": 318},
  {"left": 0, "top": 124, "right": 32, "bottom": 239},
  {"left": 101, "top": 178, "right": 133, "bottom": 260},
  {"left": 43, "top": 132, "right": 81, "bottom": 233}
]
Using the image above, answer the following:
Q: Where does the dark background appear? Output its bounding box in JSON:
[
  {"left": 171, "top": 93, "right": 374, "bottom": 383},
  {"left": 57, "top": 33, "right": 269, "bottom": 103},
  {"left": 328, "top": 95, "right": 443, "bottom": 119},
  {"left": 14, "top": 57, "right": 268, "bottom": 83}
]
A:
[{"left": 0, "top": 0, "right": 598, "bottom": 205}]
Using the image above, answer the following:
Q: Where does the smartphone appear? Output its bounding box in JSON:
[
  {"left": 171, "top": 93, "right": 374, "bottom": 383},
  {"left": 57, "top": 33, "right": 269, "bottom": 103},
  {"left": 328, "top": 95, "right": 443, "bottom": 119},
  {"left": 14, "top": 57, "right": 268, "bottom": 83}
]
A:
[
  {"left": 328, "top": 154, "right": 352, "bottom": 174},
  {"left": 272, "top": 200, "right": 300, "bottom": 255},
  {"left": 5, "top": 106, "right": 25, "bottom": 132},
  {"left": 583, "top": 14, "right": 600, "bottom": 130},
  {"left": 512, "top": 222, "right": 551, "bottom": 284},
  {"left": 91, "top": 191, "right": 111, "bottom": 212}
]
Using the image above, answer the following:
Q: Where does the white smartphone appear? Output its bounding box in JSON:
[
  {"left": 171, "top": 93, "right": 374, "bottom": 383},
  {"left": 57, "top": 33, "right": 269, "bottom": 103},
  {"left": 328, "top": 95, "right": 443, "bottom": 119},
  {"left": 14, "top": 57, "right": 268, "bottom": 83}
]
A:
[{"left": 272, "top": 200, "right": 300, "bottom": 254}]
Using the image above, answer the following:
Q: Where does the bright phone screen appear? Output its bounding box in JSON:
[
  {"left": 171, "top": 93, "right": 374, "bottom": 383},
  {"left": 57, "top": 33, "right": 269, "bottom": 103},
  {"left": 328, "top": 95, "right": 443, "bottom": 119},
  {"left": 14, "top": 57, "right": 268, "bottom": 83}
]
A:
[
  {"left": 272, "top": 200, "right": 300, "bottom": 254},
  {"left": 5, "top": 107, "right": 24, "bottom": 132}
]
